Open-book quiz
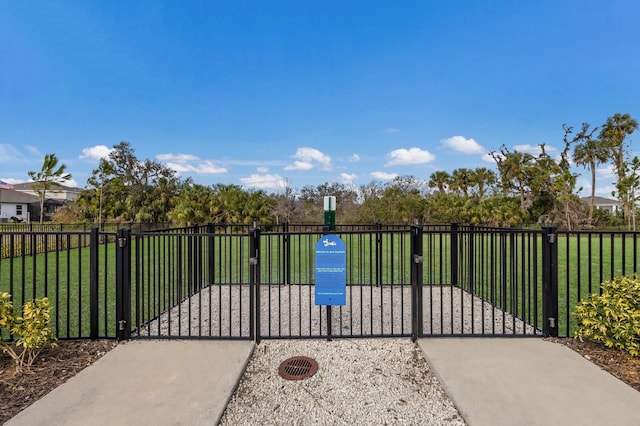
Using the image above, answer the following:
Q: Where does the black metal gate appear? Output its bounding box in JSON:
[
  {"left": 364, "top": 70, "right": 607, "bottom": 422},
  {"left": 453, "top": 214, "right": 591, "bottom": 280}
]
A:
[{"left": 117, "top": 224, "right": 559, "bottom": 341}]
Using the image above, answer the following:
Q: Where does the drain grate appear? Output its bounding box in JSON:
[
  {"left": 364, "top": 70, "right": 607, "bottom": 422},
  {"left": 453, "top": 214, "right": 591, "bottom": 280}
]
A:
[{"left": 278, "top": 356, "right": 318, "bottom": 380}]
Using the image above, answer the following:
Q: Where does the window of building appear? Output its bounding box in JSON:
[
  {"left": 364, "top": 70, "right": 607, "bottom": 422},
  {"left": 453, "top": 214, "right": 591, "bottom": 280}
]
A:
[{"left": 16, "top": 204, "right": 22, "bottom": 215}]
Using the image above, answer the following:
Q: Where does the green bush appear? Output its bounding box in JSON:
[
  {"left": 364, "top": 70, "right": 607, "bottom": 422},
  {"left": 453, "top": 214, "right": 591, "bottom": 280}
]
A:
[
  {"left": 573, "top": 276, "right": 640, "bottom": 357},
  {"left": 0, "top": 292, "right": 57, "bottom": 372}
]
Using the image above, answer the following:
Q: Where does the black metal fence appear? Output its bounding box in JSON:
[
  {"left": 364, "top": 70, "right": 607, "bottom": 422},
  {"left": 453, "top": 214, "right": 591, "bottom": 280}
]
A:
[{"left": 2, "top": 223, "right": 639, "bottom": 341}]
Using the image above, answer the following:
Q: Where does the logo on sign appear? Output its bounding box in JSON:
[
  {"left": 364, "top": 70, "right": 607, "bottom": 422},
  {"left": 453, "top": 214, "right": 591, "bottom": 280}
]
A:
[{"left": 322, "top": 238, "right": 337, "bottom": 247}]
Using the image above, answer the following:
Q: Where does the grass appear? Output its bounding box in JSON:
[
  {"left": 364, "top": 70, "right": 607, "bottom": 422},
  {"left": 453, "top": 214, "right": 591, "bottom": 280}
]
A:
[{"left": 2, "top": 228, "right": 639, "bottom": 339}]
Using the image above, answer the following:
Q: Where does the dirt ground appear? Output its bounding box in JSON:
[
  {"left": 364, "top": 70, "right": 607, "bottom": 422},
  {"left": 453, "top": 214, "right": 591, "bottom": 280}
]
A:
[{"left": 1, "top": 338, "right": 639, "bottom": 424}]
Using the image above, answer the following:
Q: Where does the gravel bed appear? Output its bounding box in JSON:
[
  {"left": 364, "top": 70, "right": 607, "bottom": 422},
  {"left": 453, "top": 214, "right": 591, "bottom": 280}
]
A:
[
  {"left": 137, "top": 284, "right": 536, "bottom": 338},
  {"left": 219, "top": 338, "right": 466, "bottom": 425}
]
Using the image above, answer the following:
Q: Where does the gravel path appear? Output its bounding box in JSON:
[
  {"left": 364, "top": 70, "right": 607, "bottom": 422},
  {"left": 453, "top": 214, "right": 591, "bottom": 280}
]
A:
[{"left": 219, "top": 338, "right": 466, "bottom": 425}]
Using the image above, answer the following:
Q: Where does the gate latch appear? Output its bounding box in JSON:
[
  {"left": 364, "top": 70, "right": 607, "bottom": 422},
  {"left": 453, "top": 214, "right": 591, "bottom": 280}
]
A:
[
  {"left": 118, "top": 320, "right": 127, "bottom": 331},
  {"left": 413, "top": 255, "right": 423, "bottom": 264}
]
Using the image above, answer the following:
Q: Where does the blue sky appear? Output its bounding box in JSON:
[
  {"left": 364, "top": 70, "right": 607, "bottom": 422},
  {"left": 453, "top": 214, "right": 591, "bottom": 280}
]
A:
[{"left": 1, "top": 1, "right": 639, "bottom": 197}]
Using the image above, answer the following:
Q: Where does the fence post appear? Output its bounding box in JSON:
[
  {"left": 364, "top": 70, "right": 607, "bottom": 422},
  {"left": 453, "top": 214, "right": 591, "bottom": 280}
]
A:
[
  {"left": 410, "top": 225, "right": 423, "bottom": 341},
  {"left": 542, "top": 226, "right": 558, "bottom": 337},
  {"left": 207, "top": 222, "right": 215, "bottom": 286},
  {"left": 284, "top": 222, "right": 290, "bottom": 285},
  {"left": 195, "top": 225, "right": 203, "bottom": 293},
  {"left": 188, "top": 225, "right": 195, "bottom": 295},
  {"left": 376, "top": 222, "right": 383, "bottom": 287},
  {"left": 249, "top": 227, "right": 261, "bottom": 343},
  {"left": 89, "top": 227, "right": 99, "bottom": 339},
  {"left": 468, "top": 224, "right": 475, "bottom": 295},
  {"left": 115, "top": 228, "right": 131, "bottom": 341},
  {"left": 450, "top": 223, "right": 459, "bottom": 287}
]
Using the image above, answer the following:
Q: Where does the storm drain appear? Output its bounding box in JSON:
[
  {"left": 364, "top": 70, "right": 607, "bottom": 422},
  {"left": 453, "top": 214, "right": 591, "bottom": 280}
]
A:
[{"left": 278, "top": 356, "right": 318, "bottom": 380}]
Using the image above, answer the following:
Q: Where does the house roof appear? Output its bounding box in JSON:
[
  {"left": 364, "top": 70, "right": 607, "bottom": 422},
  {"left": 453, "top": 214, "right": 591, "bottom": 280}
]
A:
[
  {"left": 580, "top": 196, "right": 621, "bottom": 206},
  {"left": 0, "top": 188, "right": 39, "bottom": 203},
  {"left": 12, "top": 181, "right": 82, "bottom": 192}
]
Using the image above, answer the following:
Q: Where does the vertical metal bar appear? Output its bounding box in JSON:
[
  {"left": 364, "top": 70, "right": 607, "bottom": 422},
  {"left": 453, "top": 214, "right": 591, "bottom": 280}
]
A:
[
  {"left": 66, "top": 233, "right": 70, "bottom": 338},
  {"left": 410, "top": 225, "right": 423, "bottom": 341},
  {"left": 542, "top": 226, "right": 558, "bottom": 337},
  {"left": 249, "top": 227, "right": 261, "bottom": 342},
  {"left": 450, "top": 223, "right": 459, "bottom": 287},
  {"left": 115, "top": 228, "right": 132, "bottom": 340},
  {"left": 500, "top": 231, "right": 507, "bottom": 334},
  {"left": 207, "top": 222, "right": 215, "bottom": 286},
  {"left": 90, "top": 228, "right": 99, "bottom": 339}
]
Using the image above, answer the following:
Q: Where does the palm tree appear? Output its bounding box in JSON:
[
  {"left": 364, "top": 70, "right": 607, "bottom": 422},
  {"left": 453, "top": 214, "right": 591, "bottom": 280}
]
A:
[
  {"left": 451, "top": 168, "right": 474, "bottom": 197},
  {"left": 573, "top": 139, "right": 609, "bottom": 221},
  {"left": 428, "top": 171, "right": 450, "bottom": 193},
  {"left": 28, "top": 153, "right": 72, "bottom": 224},
  {"left": 599, "top": 113, "right": 638, "bottom": 224},
  {"left": 472, "top": 167, "right": 496, "bottom": 197}
]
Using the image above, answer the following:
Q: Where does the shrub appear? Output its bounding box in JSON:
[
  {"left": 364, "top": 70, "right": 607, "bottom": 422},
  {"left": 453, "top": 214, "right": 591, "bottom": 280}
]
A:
[
  {"left": 0, "top": 292, "right": 57, "bottom": 373},
  {"left": 573, "top": 276, "right": 640, "bottom": 357}
]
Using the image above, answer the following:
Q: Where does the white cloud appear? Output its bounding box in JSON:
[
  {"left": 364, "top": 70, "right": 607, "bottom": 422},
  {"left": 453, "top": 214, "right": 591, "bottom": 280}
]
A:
[
  {"left": 24, "top": 145, "right": 42, "bottom": 156},
  {"left": 257, "top": 166, "right": 269, "bottom": 173},
  {"left": 513, "top": 144, "right": 559, "bottom": 156},
  {"left": 349, "top": 154, "right": 360, "bottom": 163},
  {"left": 340, "top": 173, "right": 358, "bottom": 184},
  {"left": 65, "top": 178, "right": 80, "bottom": 187},
  {"left": 284, "top": 147, "right": 332, "bottom": 171},
  {"left": 597, "top": 165, "right": 616, "bottom": 179},
  {"left": 165, "top": 160, "right": 227, "bottom": 174},
  {"left": 157, "top": 153, "right": 228, "bottom": 174},
  {"left": 441, "top": 136, "right": 485, "bottom": 154},
  {"left": 595, "top": 184, "right": 617, "bottom": 198},
  {"left": 156, "top": 153, "right": 199, "bottom": 162},
  {"left": 384, "top": 128, "right": 400, "bottom": 134},
  {"left": 513, "top": 144, "right": 540, "bottom": 154},
  {"left": 371, "top": 171, "right": 398, "bottom": 180},
  {"left": 240, "top": 173, "right": 288, "bottom": 190},
  {"left": 284, "top": 161, "right": 314, "bottom": 171},
  {"left": 79, "top": 145, "right": 113, "bottom": 161},
  {"left": 0, "top": 144, "right": 26, "bottom": 162},
  {"left": 482, "top": 153, "right": 497, "bottom": 163},
  {"left": 385, "top": 147, "right": 435, "bottom": 166}
]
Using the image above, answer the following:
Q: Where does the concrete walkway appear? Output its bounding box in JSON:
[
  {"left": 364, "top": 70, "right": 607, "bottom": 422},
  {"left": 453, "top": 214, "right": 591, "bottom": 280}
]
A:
[
  {"left": 7, "top": 340, "right": 255, "bottom": 426},
  {"left": 7, "top": 338, "right": 640, "bottom": 425},
  {"left": 418, "top": 338, "right": 640, "bottom": 426}
]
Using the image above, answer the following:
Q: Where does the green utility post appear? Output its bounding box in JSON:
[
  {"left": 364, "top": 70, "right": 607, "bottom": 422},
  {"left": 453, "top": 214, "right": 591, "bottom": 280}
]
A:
[
  {"left": 323, "top": 195, "right": 336, "bottom": 339},
  {"left": 323, "top": 196, "right": 336, "bottom": 231}
]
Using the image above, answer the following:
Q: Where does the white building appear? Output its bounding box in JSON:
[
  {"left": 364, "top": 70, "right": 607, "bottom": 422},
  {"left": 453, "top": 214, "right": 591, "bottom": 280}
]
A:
[
  {"left": 0, "top": 189, "right": 38, "bottom": 222},
  {"left": 580, "top": 196, "right": 622, "bottom": 214}
]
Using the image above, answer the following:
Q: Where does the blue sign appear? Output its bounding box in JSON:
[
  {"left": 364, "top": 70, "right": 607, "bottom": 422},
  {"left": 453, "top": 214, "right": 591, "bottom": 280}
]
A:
[{"left": 314, "top": 234, "right": 346, "bottom": 305}]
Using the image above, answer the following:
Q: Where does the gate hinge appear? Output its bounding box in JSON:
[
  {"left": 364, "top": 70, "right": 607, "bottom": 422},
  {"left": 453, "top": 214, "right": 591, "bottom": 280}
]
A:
[
  {"left": 118, "top": 320, "right": 127, "bottom": 331},
  {"left": 249, "top": 257, "right": 258, "bottom": 265},
  {"left": 548, "top": 317, "right": 556, "bottom": 328},
  {"left": 118, "top": 238, "right": 128, "bottom": 248},
  {"left": 413, "top": 254, "right": 423, "bottom": 264},
  {"left": 547, "top": 234, "right": 556, "bottom": 244}
]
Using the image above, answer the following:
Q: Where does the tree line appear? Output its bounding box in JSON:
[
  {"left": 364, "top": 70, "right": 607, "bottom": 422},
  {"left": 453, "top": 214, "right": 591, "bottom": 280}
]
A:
[{"left": 43, "top": 113, "right": 638, "bottom": 230}]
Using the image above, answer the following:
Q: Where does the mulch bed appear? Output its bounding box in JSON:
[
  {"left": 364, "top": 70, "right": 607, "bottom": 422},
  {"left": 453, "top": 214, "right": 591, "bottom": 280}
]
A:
[{"left": 0, "top": 338, "right": 638, "bottom": 423}]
